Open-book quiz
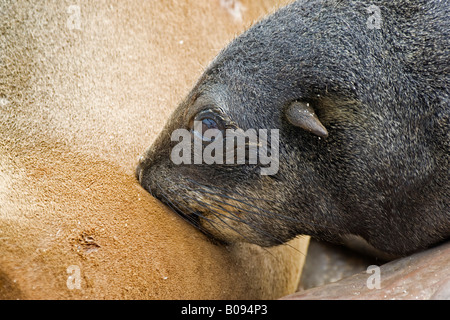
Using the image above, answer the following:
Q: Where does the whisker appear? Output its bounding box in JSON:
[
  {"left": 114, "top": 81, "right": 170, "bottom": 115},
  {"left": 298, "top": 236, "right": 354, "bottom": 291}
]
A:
[
  {"left": 156, "top": 180, "right": 232, "bottom": 242},
  {"left": 186, "top": 178, "right": 278, "bottom": 204},
  {"left": 182, "top": 193, "right": 248, "bottom": 224},
  {"left": 155, "top": 182, "right": 200, "bottom": 227},
  {"left": 186, "top": 184, "right": 299, "bottom": 223},
  {"left": 185, "top": 179, "right": 314, "bottom": 227},
  {"left": 202, "top": 198, "right": 305, "bottom": 256},
  {"left": 183, "top": 193, "right": 303, "bottom": 256},
  {"left": 181, "top": 193, "right": 255, "bottom": 237},
  {"left": 186, "top": 200, "right": 278, "bottom": 258},
  {"left": 156, "top": 179, "right": 306, "bottom": 257},
  {"left": 184, "top": 182, "right": 344, "bottom": 233},
  {"left": 175, "top": 197, "right": 230, "bottom": 241}
]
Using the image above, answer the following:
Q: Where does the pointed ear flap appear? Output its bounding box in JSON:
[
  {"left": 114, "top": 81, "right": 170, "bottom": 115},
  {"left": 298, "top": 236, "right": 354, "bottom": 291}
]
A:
[{"left": 285, "top": 101, "right": 329, "bottom": 138}]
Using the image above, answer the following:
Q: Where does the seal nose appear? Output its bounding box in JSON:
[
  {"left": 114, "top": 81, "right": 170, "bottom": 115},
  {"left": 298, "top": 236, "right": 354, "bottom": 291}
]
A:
[
  {"left": 135, "top": 163, "right": 142, "bottom": 183},
  {"left": 135, "top": 155, "right": 146, "bottom": 183}
]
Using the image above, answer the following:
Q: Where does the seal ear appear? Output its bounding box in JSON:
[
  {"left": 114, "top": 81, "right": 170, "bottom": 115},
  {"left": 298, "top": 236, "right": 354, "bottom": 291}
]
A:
[{"left": 285, "top": 101, "right": 329, "bottom": 138}]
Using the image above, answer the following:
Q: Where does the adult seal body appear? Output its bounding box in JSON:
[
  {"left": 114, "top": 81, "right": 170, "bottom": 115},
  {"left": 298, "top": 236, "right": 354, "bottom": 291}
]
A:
[{"left": 137, "top": 0, "right": 449, "bottom": 256}]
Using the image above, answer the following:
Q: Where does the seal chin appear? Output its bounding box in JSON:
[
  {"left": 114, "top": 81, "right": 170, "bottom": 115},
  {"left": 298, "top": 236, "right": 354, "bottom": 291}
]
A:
[
  {"left": 196, "top": 218, "right": 289, "bottom": 248},
  {"left": 341, "top": 234, "right": 401, "bottom": 260}
]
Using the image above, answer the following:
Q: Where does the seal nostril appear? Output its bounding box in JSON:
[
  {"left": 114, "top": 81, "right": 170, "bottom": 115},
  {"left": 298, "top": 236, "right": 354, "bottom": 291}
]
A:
[{"left": 135, "top": 164, "right": 141, "bottom": 182}]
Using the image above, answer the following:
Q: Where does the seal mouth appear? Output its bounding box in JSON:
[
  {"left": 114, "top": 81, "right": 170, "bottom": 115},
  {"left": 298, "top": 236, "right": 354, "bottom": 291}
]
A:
[
  {"left": 169, "top": 205, "right": 230, "bottom": 245},
  {"left": 145, "top": 179, "right": 227, "bottom": 244},
  {"left": 172, "top": 206, "right": 201, "bottom": 229}
]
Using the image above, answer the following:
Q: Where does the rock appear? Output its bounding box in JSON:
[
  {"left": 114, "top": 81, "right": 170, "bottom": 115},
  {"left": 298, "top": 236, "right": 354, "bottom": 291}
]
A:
[
  {"left": 298, "top": 240, "right": 381, "bottom": 291},
  {"left": 285, "top": 241, "right": 450, "bottom": 300}
]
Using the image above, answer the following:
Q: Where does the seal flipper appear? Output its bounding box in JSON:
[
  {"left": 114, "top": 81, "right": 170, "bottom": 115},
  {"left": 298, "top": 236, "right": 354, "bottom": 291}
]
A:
[{"left": 286, "top": 101, "right": 329, "bottom": 138}]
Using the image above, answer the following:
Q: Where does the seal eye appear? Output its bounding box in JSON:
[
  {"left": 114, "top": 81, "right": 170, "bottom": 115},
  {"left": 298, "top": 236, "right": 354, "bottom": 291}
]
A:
[
  {"left": 190, "top": 110, "right": 225, "bottom": 142},
  {"left": 201, "top": 118, "right": 219, "bottom": 133}
]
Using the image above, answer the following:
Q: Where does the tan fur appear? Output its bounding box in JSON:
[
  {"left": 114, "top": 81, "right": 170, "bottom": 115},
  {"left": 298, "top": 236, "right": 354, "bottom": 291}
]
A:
[{"left": 0, "top": 0, "right": 308, "bottom": 299}]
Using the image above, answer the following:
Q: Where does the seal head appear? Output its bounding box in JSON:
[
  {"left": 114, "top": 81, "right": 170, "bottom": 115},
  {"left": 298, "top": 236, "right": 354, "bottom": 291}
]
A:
[{"left": 137, "top": 0, "right": 449, "bottom": 256}]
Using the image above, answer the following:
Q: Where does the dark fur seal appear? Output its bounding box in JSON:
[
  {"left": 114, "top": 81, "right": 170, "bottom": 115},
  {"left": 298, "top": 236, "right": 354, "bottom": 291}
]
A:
[{"left": 137, "top": 0, "right": 449, "bottom": 256}]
